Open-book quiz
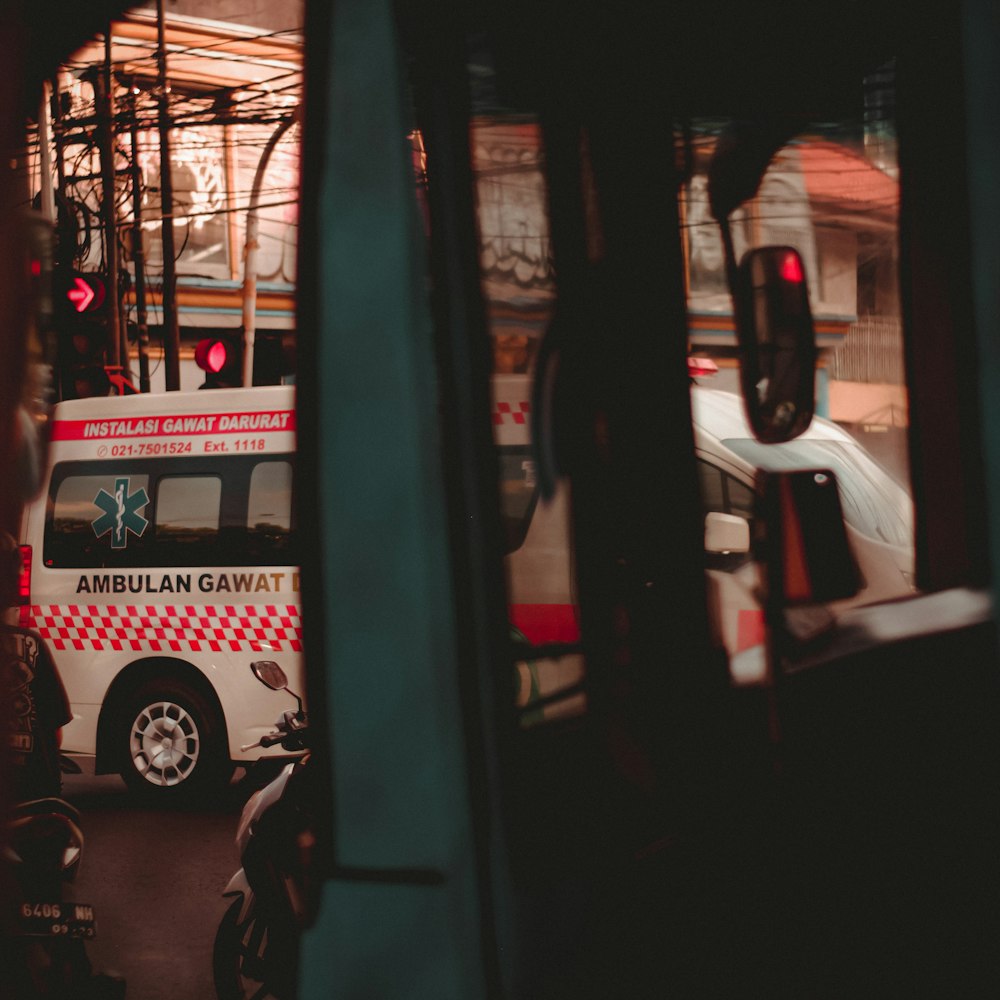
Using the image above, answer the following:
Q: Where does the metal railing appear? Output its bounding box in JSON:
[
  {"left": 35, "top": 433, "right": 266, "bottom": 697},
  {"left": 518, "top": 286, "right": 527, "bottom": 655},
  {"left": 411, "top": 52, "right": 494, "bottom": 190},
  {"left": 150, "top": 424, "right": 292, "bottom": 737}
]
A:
[{"left": 830, "top": 316, "right": 905, "bottom": 384}]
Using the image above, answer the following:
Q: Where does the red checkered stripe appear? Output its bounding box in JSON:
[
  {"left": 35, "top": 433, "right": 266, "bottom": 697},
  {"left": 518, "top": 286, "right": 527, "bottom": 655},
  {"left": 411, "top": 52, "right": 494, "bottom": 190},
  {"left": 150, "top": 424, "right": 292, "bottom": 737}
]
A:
[
  {"left": 26, "top": 604, "right": 303, "bottom": 654},
  {"left": 493, "top": 400, "right": 530, "bottom": 425}
]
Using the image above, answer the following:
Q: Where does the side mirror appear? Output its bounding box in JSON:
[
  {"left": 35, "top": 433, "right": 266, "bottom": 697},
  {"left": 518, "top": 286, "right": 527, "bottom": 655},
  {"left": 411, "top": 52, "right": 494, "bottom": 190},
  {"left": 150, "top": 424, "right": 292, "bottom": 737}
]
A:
[
  {"left": 756, "top": 468, "right": 860, "bottom": 607},
  {"left": 252, "top": 659, "right": 304, "bottom": 716},
  {"left": 704, "top": 511, "right": 752, "bottom": 572},
  {"left": 708, "top": 117, "right": 816, "bottom": 443},
  {"left": 252, "top": 659, "right": 289, "bottom": 691},
  {"left": 705, "top": 122, "right": 816, "bottom": 442},
  {"left": 735, "top": 246, "right": 817, "bottom": 443},
  {"left": 704, "top": 511, "right": 750, "bottom": 555}
]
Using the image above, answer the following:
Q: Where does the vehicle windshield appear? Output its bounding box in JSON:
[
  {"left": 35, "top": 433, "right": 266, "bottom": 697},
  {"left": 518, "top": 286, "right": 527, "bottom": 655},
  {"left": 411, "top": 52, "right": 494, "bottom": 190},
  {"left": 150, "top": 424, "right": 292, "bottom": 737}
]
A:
[{"left": 723, "top": 436, "right": 912, "bottom": 547}]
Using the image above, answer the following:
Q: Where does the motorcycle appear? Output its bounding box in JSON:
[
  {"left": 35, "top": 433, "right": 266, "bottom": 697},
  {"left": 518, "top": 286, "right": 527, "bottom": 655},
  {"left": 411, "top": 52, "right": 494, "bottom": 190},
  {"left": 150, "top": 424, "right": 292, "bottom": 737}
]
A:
[
  {"left": 213, "top": 660, "right": 313, "bottom": 1000},
  {"left": 4, "top": 785, "right": 125, "bottom": 999}
]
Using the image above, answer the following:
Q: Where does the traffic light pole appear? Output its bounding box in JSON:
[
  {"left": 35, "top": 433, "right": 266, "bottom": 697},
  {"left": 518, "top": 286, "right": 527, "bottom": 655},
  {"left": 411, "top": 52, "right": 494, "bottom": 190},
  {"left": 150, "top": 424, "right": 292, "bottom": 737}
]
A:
[{"left": 156, "top": 0, "right": 181, "bottom": 391}]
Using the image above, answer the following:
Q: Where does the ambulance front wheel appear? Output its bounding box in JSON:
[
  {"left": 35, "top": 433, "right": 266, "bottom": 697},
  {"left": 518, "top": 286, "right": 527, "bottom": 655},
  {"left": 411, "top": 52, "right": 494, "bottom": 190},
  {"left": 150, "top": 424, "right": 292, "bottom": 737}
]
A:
[{"left": 119, "top": 676, "right": 231, "bottom": 798}]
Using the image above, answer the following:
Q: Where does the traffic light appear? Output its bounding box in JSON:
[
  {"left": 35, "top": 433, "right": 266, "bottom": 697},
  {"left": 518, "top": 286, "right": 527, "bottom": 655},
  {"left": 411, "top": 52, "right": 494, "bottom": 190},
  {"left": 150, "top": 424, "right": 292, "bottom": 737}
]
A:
[
  {"left": 195, "top": 334, "right": 243, "bottom": 389},
  {"left": 251, "top": 331, "right": 295, "bottom": 385},
  {"left": 54, "top": 269, "right": 111, "bottom": 399}
]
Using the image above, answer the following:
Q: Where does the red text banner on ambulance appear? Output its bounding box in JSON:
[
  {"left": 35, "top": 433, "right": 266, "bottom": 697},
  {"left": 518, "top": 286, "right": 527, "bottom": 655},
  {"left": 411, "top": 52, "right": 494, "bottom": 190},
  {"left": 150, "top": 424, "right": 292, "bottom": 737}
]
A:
[
  {"left": 50, "top": 409, "right": 296, "bottom": 457},
  {"left": 52, "top": 410, "right": 295, "bottom": 439}
]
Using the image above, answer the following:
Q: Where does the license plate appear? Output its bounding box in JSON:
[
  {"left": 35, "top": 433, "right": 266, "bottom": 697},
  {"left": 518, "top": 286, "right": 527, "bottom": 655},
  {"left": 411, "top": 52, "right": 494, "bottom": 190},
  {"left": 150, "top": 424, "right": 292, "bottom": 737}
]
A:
[{"left": 17, "top": 901, "right": 97, "bottom": 938}]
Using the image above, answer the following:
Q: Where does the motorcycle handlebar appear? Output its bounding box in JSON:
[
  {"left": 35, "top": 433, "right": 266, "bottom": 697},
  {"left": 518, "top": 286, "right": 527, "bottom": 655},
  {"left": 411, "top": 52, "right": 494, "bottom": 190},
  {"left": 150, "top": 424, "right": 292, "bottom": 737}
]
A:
[{"left": 240, "top": 729, "right": 308, "bottom": 753}]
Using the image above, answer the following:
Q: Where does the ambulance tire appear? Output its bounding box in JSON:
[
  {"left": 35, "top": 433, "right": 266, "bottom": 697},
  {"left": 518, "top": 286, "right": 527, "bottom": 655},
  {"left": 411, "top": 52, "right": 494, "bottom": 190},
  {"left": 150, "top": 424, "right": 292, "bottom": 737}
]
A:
[{"left": 118, "top": 676, "right": 231, "bottom": 800}]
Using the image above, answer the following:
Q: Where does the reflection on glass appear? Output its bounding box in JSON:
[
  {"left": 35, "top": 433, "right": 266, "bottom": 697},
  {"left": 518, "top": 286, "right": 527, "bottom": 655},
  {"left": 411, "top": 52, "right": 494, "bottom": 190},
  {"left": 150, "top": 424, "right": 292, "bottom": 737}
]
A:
[
  {"left": 249, "top": 461, "right": 293, "bottom": 532},
  {"left": 247, "top": 461, "right": 294, "bottom": 559},
  {"left": 48, "top": 473, "right": 152, "bottom": 569},
  {"left": 156, "top": 477, "right": 222, "bottom": 541}
]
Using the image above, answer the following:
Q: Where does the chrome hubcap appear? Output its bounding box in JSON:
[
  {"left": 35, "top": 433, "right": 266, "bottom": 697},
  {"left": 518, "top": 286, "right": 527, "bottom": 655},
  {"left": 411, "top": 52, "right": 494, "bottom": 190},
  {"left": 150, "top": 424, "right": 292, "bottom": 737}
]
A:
[{"left": 129, "top": 701, "right": 200, "bottom": 786}]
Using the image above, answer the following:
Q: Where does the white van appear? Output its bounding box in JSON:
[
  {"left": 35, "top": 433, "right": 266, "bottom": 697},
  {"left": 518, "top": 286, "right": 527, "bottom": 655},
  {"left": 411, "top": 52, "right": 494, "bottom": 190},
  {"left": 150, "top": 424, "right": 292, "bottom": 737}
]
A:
[
  {"left": 691, "top": 386, "right": 914, "bottom": 652},
  {"left": 18, "top": 385, "right": 300, "bottom": 797},
  {"left": 494, "top": 375, "right": 914, "bottom": 710}
]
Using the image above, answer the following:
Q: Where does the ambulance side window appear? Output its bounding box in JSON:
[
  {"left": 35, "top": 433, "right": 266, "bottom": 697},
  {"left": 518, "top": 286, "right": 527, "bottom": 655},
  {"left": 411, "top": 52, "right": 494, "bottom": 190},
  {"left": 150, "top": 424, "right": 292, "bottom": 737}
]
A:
[
  {"left": 155, "top": 476, "right": 222, "bottom": 550},
  {"left": 47, "top": 472, "right": 152, "bottom": 568},
  {"left": 247, "top": 461, "right": 293, "bottom": 559},
  {"left": 44, "top": 457, "right": 297, "bottom": 568}
]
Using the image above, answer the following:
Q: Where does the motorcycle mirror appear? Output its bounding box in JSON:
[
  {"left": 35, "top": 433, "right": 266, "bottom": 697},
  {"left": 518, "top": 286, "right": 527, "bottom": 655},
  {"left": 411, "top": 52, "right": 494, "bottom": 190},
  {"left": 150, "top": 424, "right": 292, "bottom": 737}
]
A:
[
  {"left": 252, "top": 659, "right": 289, "bottom": 692},
  {"left": 733, "top": 245, "right": 817, "bottom": 443}
]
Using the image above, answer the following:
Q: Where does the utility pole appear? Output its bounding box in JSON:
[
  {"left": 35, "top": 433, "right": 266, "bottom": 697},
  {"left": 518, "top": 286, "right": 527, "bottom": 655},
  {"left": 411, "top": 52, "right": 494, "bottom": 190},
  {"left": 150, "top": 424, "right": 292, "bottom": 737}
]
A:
[
  {"left": 95, "top": 28, "right": 123, "bottom": 373},
  {"left": 49, "top": 75, "right": 66, "bottom": 194},
  {"left": 127, "top": 84, "right": 152, "bottom": 393},
  {"left": 242, "top": 113, "right": 297, "bottom": 387},
  {"left": 49, "top": 74, "right": 73, "bottom": 403},
  {"left": 156, "top": 0, "right": 181, "bottom": 390},
  {"left": 37, "top": 83, "right": 55, "bottom": 224}
]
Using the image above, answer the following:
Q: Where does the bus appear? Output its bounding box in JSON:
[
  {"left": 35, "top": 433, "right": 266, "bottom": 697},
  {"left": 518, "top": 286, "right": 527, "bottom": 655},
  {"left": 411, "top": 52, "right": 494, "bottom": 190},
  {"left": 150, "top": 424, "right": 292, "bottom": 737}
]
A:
[
  {"left": 288, "top": 3, "right": 1000, "bottom": 997},
  {"left": 2, "top": 1, "right": 1000, "bottom": 998}
]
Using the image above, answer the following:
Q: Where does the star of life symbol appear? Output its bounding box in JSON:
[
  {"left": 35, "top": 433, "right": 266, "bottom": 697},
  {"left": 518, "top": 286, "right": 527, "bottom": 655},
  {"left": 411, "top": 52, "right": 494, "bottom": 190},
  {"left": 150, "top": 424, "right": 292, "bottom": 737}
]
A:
[{"left": 92, "top": 477, "right": 150, "bottom": 550}]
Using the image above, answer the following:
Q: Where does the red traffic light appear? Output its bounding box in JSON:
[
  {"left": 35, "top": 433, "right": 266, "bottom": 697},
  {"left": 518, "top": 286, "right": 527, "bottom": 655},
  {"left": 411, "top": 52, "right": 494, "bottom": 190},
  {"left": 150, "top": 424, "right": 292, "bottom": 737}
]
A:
[
  {"left": 195, "top": 338, "right": 230, "bottom": 374},
  {"left": 195, "top": 336, "right": 242, "bottom": 388},
  {"left": 65, "top": 273, "right": 106, "bottom": 313},
  {"left": 779, "top": 251, "right": 805, "bottom": 284}
]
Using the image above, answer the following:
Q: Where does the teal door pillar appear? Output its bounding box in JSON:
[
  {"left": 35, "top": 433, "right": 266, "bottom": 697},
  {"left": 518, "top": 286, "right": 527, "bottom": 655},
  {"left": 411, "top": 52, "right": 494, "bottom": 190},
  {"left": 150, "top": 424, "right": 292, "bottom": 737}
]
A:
[{"left": 297, "top": 1, "right": 490, "bottom": 996}]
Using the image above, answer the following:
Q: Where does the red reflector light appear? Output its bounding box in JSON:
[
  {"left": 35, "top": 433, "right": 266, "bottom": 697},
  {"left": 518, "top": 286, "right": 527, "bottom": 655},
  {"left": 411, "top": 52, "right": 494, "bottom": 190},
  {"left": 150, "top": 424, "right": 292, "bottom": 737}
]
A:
[
  {"left": 195, "top": 339, "right": 229, "bottom": 373},
  {"left": 18, "top": 545, "right": 31, "bottom": 627},
  {"left": 687, "top": 356, "right": 719, "bottom": 378},
  {"left": 780, "top": 252, "right": 804, "bottom": 284}
]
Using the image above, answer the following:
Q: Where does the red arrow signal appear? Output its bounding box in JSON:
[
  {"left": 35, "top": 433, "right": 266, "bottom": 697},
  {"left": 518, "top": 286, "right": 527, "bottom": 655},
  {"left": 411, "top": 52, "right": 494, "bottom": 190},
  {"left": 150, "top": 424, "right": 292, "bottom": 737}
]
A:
[
  {"left": 64, "top": 273, "right": 106, "bottom": 314},
  {"left": 67, "top": 277, "right": 94, "bottom": 313}
]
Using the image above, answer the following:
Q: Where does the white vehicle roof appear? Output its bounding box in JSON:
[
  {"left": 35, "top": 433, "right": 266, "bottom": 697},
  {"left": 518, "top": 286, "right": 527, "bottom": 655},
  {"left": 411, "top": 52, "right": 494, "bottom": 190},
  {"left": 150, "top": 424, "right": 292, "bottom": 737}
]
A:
[
  {"left": 690, "top": 386, "right": 850, "bottom": 446},
  {"left": 52, "top": 385, "right": 294, "bottom": 421}
]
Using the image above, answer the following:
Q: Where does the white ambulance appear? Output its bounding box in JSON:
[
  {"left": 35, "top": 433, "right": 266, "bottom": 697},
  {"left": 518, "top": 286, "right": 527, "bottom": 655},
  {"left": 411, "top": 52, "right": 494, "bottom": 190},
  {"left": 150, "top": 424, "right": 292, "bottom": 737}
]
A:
[{"left": 18, "top": 386, "right": 300, "bottom": 798}]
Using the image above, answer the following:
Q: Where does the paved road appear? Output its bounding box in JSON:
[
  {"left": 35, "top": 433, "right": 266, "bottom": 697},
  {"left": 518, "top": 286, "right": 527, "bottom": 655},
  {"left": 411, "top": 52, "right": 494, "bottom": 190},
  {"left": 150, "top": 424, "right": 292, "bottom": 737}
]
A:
[{"left": 60, "top": 759, "right": 254, "bottom": 1000}]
